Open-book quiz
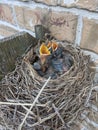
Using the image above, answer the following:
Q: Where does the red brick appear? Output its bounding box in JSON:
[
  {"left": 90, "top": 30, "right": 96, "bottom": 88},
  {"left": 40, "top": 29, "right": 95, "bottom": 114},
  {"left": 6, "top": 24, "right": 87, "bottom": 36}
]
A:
[
  {"left": 47, "top": 11, "right": 78, "bottom": 42},
  {"left": 80, "top": 18, "right": 98, "bottom": 54},
  {"left": 60, "top": 0, "right": 98, "bottom": 12},
  {"left": 14, "top": 6, "right": 48, "bottom": 31},
  {"left": 0, "top": 4, "right": 15, "bottom": 24},
  {"left": 15, "top": 5, "right": 77, "bottom": 42}
]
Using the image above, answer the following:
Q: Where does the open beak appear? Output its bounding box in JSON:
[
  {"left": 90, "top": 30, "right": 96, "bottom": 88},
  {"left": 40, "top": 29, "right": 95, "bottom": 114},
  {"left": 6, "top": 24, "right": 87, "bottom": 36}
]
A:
[
  {"left": 47, "top": 41, "right": 58, "bottom": 51},
  {"left": 39, "top": 43, "right": 50, "bottom": 64}
]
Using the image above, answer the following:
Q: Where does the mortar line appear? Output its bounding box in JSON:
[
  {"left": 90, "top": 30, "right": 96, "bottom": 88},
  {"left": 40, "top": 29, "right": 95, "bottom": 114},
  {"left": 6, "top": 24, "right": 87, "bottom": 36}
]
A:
[
  {"left": 0, "top": 20, "right": 35, "bottom": 37},
  {"left": 75, "top": 15, "right": 83, "bottom": 46},
  {"left": 11, "top": 4, "right": 19, "bottom": 28},
  {"left": 0, "top": 35, "right": 4, "bottom": 39}
]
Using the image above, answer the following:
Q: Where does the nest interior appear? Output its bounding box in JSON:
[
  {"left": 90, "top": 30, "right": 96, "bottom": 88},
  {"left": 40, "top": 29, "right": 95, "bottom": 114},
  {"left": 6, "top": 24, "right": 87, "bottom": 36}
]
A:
[{"left": 0, "top": 43, "right": 95, "bottom": 130}]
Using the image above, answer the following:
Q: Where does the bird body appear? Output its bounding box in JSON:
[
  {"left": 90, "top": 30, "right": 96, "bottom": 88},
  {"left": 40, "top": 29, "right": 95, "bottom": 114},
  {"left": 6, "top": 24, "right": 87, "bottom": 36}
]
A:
[{"left": 32, "top": 42, "right": 74, "bottom": 79}]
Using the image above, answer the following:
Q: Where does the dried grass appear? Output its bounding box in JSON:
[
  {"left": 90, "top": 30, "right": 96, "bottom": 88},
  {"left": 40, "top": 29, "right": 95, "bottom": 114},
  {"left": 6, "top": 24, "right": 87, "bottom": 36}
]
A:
[{"left": 0, "top": 43, "right": 95, "bottom": 130}]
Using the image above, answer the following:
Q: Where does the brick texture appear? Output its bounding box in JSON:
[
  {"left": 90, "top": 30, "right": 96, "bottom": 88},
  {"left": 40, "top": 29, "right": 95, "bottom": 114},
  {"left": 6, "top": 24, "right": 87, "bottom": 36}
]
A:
[
  {"left": 0, "top": 4, "right": 15, "bottom": 24},
  {"left": 15, "top": 6, "right": 77, "bottom": 42},
  {"left": 0, "top": 25, "right": 18, "bottom": 37},
  {"left": 60, "top": 0, "right": 98, "bottom": 11},
  {"left": 46, "top": 11, "right": 78, "bottom": 42},
  {"left": 76, "top": 0, "right": 98, "bottom": 11},
  {"left": 35, "top": 0, "right": 58, "bottom": 6},
  {"left": 80, "top": 18, "right": 98, "bottom": 54},
  {"left": 14, "top": 6, "right": 48, "bottom": 31}
]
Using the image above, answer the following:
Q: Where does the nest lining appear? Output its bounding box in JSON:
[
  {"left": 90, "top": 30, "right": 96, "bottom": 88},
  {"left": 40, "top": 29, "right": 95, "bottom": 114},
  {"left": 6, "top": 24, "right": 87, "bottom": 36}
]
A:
[{"left": 0, "top": 43, "right": 94, "bottom": 130}]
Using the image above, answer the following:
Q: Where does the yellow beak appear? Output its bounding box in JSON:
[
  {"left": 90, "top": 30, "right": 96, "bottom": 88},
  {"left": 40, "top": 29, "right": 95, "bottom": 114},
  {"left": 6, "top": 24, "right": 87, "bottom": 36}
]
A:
[{"left": 39, "top": 43, "right": 50, "bottom": 64}]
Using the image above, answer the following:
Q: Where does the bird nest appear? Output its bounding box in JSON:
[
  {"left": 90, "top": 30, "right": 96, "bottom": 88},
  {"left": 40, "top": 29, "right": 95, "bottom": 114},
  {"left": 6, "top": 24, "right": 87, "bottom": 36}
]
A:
[{"left": 0, "top": 42, "right": 95, "bottom": 130}]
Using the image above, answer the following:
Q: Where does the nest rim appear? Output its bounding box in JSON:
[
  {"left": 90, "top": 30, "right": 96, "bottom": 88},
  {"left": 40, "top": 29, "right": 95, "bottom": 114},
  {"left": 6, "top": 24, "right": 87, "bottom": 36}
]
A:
[{"left": 23, "top": 44, "right": 76, "bottom": 83}]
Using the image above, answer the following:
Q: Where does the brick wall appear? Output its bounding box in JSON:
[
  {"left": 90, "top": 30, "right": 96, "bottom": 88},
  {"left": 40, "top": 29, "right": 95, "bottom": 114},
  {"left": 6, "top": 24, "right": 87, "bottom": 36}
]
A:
[{"left": 0, "top": 0, "right": 98, "bottom": 58}]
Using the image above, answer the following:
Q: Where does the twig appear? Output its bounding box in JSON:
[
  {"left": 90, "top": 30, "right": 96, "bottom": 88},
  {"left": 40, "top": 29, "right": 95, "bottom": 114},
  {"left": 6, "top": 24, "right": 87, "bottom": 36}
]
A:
[
  {"left": 52, "top": 103, "right": 65, "bottom": 125},
  {"left": 0, "top": 102, "right": 48, "bottom": 107},
  {"left": 85, "top": 84, "right": 93, "bottom": 106},
  {"left": 18, "top": 76, "right": 51, "bottom": 130},
  {"left": 0, "top": 102, "right": 37, "bottom": 106},
  {"left": 22, "top": 105, "right": 37, "bottom": 118},
  {"left": 27, "top": 113, "right": 56, "bottom": 127}
]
